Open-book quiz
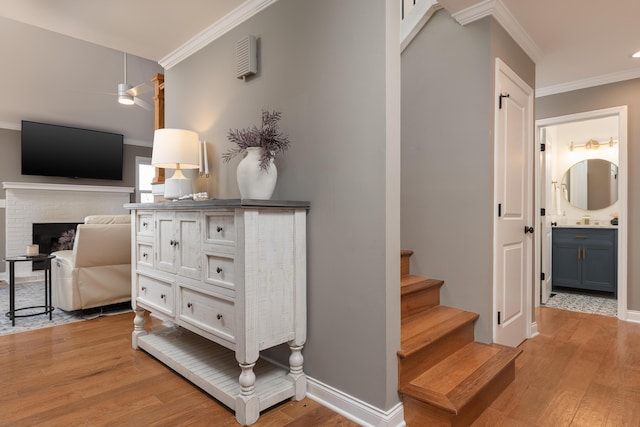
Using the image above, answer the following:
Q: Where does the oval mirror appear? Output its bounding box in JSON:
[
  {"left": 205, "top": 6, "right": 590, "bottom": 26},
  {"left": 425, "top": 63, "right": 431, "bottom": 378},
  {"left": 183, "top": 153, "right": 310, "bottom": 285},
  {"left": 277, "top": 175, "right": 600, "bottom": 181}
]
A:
[{"left": 561, "top": 159, "right": 618, "bottom": 210}]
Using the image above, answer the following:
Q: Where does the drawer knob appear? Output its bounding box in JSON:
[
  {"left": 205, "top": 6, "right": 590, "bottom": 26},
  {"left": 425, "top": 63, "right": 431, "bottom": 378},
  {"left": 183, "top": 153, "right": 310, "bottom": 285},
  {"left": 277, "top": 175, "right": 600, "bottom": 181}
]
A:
[
  {"left": 141, "top": 286, "right": 147, "bottom": 291},
  {"left": 216, "top": 267, "right": 222, "bottom": 274},
  {"left": 187, "top": 302, "right": 193, "bottom": 308},
  {"left": 142, "top": 252, "right": 148, "bottom": 258},
  {"left": 217, "top": 313, "right": 223, "bottom": 320},
  {"left": 142, "top": 221, "right": 148, "bottom": 227},
  {"left": 160, "top": 293, "right": 166, "bottom": 300},
  {"left": 217, "top": 226, "right": 223, "bottom": 232}
]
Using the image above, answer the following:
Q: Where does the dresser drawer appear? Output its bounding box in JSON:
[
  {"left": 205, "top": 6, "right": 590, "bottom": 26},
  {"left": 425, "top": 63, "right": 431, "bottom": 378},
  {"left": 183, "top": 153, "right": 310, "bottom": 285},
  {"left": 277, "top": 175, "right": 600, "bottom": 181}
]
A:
[
  {"left": 136, "top": 212, "right": 154, "bottom": 237},
  {"left": 137, "top": 274, "right": 174, "bottom": 316},
  {"left": 179, "top": 286, "right": 235, "bottom": 343},
  {"left": 137, "top": 242, "right": 153, "bottom": 268},
  {"left": 205, "top": 252, "right": 235, "bottom": 291},
  {"left": 204, "top": 212, "right": 236, "bottom": 247}
]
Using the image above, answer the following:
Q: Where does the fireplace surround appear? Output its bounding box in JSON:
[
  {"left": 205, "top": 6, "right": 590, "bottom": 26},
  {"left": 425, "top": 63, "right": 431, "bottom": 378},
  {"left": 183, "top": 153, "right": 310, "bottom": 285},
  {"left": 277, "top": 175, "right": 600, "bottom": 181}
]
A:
[{"left": 3, "top": 182, "right": 133, "bottom": 281}]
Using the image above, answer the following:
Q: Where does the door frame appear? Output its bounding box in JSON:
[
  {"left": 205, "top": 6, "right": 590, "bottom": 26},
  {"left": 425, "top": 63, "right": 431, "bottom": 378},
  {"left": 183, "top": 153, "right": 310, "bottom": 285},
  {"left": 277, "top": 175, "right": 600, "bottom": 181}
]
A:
[{"left": 534, "top": 106, "right": 628, "bottom": 321}]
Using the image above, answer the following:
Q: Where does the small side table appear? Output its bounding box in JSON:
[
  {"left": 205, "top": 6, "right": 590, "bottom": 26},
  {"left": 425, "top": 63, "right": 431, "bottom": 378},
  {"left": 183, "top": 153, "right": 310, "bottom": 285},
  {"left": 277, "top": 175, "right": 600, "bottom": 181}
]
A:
[{"left": 3, "top": 254, "right": 55, "bottom": 327}]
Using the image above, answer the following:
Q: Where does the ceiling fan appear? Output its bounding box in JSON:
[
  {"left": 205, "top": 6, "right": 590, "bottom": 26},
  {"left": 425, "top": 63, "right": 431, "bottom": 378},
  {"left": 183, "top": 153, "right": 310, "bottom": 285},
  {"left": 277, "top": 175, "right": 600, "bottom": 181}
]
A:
[{"left": 117, "top": 52, "right": 152, "bottom": 110}]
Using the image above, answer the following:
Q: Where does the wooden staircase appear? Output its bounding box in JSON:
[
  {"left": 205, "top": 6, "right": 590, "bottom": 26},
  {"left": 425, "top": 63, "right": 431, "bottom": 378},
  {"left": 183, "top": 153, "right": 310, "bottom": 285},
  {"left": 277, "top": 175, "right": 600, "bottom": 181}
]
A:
[{"left": 398, "top": 250, "right": 521, "bottom": 426}]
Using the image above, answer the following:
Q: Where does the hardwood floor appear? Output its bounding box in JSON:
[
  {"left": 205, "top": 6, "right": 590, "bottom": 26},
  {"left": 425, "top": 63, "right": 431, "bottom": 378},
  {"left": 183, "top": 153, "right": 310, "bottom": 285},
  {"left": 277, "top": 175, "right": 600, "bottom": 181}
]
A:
[
  {"left": 2, "top": 306, "right": 639, "bottom": 426},
  {"left": 0, "top": 312, "right": 357, "bottom": 426},
  {"left": 473, "top": 307, "right": 640, "bottom": 426}
]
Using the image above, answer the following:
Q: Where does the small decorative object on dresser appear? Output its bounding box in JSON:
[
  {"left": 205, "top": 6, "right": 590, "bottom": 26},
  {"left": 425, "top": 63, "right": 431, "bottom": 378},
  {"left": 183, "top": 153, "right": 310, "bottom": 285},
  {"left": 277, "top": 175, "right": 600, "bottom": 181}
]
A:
[
  {"left": 222, "top": 109, "right": 290, "bottom": 199},
  {"left": 126, "top": 199, "right": 309, "bottom": 426}
]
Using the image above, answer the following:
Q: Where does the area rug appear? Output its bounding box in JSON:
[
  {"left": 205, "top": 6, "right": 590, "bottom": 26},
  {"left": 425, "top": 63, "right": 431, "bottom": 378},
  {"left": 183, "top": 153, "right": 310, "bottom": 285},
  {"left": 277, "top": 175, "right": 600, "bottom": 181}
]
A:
[
  {"left": 543, "top": 290, "right": 617, "bottom": 317},
  {"left": 0, "top": 281, "right": 131, "bottom": 336}
]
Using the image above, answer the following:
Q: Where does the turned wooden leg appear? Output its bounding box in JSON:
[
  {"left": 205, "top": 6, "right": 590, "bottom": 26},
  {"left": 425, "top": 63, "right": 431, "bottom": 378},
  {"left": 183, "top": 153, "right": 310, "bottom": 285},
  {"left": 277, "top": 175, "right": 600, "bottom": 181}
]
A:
[
  {"left": 132, "top": 307, "right": 147, "bottom": 349},
  {"left": 235, "top": 362, "right": 259, "bottom": 426},
  {"left": 288, "top": 343, "right": 307, "bottom": 400}
]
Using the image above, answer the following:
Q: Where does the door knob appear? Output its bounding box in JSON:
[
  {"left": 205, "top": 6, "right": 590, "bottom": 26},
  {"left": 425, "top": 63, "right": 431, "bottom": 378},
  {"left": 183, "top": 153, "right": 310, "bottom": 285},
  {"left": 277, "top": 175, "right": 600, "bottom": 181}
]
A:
[{"left": 524, "top": 226, "right": 535, "bottom": 234}]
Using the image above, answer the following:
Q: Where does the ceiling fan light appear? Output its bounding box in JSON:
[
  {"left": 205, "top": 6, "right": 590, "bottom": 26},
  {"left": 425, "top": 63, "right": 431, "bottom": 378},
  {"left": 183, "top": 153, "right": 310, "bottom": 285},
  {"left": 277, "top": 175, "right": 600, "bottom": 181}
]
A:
[
  {"left": 117, "top": 83, "right": 134, "bottom": 105},
  {"left": 118, "top": 94, "right": 135, "bottom": 105}
]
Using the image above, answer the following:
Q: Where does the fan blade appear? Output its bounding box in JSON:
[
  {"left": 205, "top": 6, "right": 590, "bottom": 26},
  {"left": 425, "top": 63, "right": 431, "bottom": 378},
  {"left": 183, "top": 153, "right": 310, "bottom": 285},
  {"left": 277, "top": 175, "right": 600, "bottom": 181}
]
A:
[
  {"left": 127, "top": 83, "right": 152, "bottom": 97},
  {"left": 134, "top": 97, "right": 152, "bottom": 111}
]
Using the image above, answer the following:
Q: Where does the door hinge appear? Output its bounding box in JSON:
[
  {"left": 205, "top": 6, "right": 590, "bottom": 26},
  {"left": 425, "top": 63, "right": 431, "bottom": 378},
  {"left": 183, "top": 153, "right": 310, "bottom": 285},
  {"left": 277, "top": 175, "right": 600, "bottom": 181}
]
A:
[
  {"left": 499, "top": 93, "right": 510, "bottom": 109},
  {"left": 497, "top": 311, "right": 501, "bottom": 325},
  {"left": 541, "top": 208, "right": 546, "bottom": 216},
  {"left": 541, "top": 272, "right": 545, "bottom": 281},
  {"left": 498, "top": 203, "right": 502, "bottom": 217},
  {"left": 540, "top": 143, "right": 546, "bottom": 151}
]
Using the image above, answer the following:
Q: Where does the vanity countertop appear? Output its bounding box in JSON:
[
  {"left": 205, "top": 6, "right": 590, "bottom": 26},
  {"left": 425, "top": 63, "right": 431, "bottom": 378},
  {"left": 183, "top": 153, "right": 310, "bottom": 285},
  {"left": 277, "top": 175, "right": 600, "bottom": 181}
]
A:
[{"left": 553, "top": 224, "right": 618, "bottom": 229}]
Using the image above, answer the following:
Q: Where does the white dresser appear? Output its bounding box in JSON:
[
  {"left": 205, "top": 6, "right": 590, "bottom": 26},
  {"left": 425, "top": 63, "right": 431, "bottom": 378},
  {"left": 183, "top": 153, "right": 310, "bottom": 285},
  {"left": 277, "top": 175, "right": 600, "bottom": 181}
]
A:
[{"left": 125, "top": 200, "right": 309, "bottom": 425}]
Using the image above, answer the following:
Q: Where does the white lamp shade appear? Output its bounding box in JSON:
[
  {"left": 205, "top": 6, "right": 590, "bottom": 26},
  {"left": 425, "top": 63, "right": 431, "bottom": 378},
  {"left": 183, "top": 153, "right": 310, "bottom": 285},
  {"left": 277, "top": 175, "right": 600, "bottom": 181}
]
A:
[{"left": 151, "top": 128, "right": 200, "bottom": 169}]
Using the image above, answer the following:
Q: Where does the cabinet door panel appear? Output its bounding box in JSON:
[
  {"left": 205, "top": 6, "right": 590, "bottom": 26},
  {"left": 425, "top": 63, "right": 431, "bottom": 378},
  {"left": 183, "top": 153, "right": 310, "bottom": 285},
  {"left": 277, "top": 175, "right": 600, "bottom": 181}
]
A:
[
  {"left": 552, "top": 241, "right": 581, "bottom": 287},
  {"left": 582, "top": 244, "right": 615, "bottom": 292},
  {"left": 176, "top": 212, "right": 201, "bottom": 280},
  {"left": 156, "top": 212, "right": 176, "bottom": 274}
]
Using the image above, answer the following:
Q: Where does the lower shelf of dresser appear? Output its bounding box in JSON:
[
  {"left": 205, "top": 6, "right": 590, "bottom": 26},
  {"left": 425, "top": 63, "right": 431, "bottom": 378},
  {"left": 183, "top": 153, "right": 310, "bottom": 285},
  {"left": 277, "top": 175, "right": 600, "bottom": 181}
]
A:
[{"left": 137, "top": 326, "right": 297, "bottom": 415}]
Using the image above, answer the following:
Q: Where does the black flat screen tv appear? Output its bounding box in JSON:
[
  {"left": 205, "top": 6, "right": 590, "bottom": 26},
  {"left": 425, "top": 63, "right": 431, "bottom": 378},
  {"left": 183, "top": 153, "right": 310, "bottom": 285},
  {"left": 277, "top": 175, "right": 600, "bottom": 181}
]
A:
[{"left": 21, "top": 120, "right": 124, "bottom": 180}]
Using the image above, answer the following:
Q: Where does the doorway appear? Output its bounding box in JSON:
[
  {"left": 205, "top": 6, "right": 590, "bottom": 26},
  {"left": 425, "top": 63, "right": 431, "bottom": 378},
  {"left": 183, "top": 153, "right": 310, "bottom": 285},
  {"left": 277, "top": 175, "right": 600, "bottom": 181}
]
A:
[{"left": 535, "top": 106, "right": 628, "bottom": 321}]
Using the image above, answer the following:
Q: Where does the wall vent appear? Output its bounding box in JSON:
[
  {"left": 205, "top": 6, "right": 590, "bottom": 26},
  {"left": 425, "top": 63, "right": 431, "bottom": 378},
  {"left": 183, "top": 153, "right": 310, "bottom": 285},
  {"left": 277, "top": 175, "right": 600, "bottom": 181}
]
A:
[{"left": 237, "top": 35, "right": 257, "bottom": 80}]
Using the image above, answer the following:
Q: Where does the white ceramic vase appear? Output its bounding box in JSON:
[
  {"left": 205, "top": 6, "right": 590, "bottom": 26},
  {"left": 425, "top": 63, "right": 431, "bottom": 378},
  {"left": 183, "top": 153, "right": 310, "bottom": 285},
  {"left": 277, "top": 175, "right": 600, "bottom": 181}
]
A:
[{"left": 236, "top": 147, "right": 277, "bottom": 199}]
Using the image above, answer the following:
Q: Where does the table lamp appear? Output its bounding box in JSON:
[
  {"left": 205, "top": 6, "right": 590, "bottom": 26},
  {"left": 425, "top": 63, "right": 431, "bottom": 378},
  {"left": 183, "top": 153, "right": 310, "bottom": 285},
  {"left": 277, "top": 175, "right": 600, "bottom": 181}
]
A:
[{"left": 151, "top": 128, "right": 200, "bottom": 199}]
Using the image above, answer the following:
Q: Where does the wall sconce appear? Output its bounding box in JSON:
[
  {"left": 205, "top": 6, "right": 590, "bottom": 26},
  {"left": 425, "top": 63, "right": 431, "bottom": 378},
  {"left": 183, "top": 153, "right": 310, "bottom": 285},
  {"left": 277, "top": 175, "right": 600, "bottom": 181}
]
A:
[
  {"left": 151, "top": 128, "right": 200, "bottom": 199},
  {"left": 570, "top": 137, "right": 617, "bottom": 151}
]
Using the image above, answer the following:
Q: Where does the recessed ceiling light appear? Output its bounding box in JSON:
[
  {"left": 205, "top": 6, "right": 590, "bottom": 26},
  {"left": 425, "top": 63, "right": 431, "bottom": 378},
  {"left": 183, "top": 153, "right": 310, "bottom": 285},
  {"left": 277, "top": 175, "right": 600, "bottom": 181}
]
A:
[{"left": 632, "top": 51, "right": 640, "bottom": 58}]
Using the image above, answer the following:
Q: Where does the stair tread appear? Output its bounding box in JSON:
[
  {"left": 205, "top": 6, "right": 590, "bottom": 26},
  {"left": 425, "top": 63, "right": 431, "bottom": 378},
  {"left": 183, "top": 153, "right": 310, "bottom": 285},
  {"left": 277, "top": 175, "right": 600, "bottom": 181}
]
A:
[
  {"left": 399, "top": 306, "right": 479, "bottom": 358},
  {"left": 401, "top": 275, "right": 444, "bottom": 296},
  {"left": 400, "top": 342, "right": 522, "bottom": 414}
]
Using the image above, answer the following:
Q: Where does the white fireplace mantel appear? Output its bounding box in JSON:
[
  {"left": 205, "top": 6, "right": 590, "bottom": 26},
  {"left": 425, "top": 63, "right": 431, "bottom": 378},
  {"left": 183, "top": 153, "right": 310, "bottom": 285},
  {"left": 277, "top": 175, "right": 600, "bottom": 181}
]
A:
[{"left": 2, "top": 182, "right": 134, "bottom": 194}]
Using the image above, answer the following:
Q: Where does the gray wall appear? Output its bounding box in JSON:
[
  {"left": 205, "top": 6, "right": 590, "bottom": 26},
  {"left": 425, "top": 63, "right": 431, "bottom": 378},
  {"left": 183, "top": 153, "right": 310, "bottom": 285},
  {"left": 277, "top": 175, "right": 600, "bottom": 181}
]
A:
[
  {"left": 0, "top": 18, "right": 158, "bottom": 275},
  {"left": 0, "top": 127, "right": 151, "bottom": 272},
  {"left": 0, "top": 17, "right": 162, "bottom": 143},
  {"left": 165, "top": 0, "right": 401, "bottom": 410},
  {"left": 537, "top": 78, "right": 640, "bottom": 311},
  {"left": 401, "top": 11, "right": 534, "bottom": 343}
]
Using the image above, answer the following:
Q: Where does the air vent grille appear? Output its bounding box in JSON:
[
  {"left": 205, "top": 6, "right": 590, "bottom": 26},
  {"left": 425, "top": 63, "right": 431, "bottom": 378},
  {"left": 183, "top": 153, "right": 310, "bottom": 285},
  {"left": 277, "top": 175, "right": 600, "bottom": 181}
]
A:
[{"left": 237, "top": 35, "right": 257, "bottom": 80}]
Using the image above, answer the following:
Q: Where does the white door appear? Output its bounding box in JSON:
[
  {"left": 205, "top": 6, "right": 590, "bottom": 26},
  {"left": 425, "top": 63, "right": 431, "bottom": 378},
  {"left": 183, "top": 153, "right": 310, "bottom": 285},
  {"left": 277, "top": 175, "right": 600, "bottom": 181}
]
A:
[
  {"left": 541, "top": 130, "right": 553, "bottom": 304},
  {"left": 494, "top": 59, "right": 533, "bottom": 348}
]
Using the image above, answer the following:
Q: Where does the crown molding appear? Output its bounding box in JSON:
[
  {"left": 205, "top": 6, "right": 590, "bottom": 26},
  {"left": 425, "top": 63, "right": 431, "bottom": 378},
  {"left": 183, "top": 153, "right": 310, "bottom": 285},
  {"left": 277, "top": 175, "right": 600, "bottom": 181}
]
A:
[
  {"left": 452, "top": 0, "right": 542, "bottom": 63},
  {"left": 159, "top": 0, "right": 279, "bottom": 70},
  {"left": 536, "top": 68, "right": 640, "bottom": 97}
]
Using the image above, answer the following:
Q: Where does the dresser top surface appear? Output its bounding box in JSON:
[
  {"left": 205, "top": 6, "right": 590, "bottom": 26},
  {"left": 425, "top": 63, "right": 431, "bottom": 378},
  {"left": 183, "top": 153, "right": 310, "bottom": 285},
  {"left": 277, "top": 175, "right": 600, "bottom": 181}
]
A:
[{"left": 125, "top": 199, "right": 310, "bottom": 210}]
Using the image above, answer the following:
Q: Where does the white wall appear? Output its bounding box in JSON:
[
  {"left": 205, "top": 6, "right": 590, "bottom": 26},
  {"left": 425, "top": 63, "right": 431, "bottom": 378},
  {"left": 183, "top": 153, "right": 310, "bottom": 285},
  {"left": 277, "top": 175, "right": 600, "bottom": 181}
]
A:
[{"left": 544, "top": 116, "right": 620, "bottom": 224}]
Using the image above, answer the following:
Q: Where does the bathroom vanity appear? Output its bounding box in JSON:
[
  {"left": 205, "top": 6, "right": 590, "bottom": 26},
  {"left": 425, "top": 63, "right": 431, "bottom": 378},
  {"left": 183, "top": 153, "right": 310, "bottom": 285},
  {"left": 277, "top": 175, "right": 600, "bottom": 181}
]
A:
[{"left": 552, "top": 226, "right": 617, "bottom": 296}]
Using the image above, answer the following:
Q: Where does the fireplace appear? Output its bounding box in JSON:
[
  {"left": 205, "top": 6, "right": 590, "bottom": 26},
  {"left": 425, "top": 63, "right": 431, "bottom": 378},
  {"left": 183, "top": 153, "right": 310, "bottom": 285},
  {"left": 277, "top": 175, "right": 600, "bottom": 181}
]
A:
[
  {"left": 3, "top": 182, "right": 133, "bottom": 281},
  {"left": 32, "top": 223, "right": 81, "bottom": 270}
]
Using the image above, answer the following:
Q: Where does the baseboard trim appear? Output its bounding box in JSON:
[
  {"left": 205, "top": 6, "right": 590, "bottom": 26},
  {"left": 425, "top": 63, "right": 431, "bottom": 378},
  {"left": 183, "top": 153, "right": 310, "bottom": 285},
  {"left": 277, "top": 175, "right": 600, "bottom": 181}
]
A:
[
  {"left": 625, "top": 309, "right": 640, "bottom": 323},
  {"left": 307, "top": 376, "right": 406, "bottom": 427}
]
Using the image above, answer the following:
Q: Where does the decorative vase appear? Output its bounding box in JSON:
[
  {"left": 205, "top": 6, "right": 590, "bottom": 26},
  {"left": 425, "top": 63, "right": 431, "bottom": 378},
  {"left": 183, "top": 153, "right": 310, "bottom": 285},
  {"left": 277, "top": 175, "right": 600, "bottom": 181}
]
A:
[{"left": 236, "top": 147, "right": 277, "bottom": 199}]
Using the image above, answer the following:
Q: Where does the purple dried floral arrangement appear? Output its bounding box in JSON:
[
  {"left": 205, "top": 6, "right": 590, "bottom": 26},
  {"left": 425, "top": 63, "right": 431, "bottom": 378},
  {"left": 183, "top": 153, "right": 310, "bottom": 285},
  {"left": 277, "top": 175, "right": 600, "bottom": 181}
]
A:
[
  {"left": 222, "top": 109, "right": 290, "bottom": 171},
  {"left": 52, "top": 228, "right": 76, "bottom": 251}
]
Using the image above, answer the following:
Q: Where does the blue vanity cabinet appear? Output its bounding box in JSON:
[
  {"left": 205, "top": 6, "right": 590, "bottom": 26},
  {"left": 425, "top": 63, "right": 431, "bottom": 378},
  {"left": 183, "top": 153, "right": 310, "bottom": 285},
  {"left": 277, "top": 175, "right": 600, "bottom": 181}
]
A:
[{"left": 552, "top": 227, "right": 617, "bottom": 296}]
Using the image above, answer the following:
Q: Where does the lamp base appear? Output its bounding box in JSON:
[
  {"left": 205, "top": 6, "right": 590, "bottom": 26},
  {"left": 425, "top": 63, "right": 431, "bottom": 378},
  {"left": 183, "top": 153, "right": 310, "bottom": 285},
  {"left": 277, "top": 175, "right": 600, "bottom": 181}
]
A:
[{"left": 164, "top": 169, "right": 192, "bottom": 199}]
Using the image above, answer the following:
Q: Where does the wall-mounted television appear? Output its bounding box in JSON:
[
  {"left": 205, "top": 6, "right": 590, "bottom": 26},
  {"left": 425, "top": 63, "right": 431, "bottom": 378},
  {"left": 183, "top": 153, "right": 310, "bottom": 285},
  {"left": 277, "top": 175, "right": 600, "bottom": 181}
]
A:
[{"left": 21, "top": 120, "right": 124, "bottom": 180}]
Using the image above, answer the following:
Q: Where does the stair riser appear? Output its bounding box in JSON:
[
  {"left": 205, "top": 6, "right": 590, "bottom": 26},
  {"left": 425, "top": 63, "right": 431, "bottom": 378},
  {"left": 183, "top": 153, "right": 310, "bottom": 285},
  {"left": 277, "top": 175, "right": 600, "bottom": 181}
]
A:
[
  {"left": 401, "top": 287, "right": 440, "bottom": 318},
  {"left": 402, "top": 362, "right": 516, "bottom": 427},
  {"left": 398, "top": 324, "right": 474, "bottom": 388}
]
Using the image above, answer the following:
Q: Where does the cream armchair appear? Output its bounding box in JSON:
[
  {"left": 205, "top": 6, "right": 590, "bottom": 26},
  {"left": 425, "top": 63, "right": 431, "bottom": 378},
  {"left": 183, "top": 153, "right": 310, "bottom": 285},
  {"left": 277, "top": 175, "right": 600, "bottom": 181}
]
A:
[{"left": 52, "top": 214, "right": 131, "bottom": 311}]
